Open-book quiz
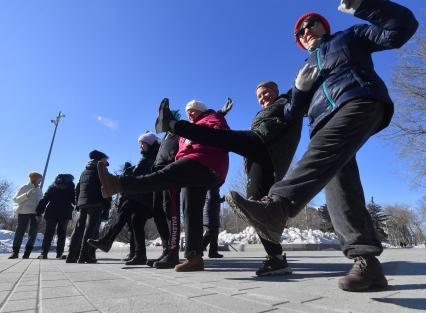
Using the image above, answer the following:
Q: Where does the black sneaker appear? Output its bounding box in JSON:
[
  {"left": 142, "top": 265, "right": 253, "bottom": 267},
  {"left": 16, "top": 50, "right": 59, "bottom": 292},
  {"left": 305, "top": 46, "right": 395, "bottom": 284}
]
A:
[
  {"left": 37, "top": 254, "right": 48, "bottom": 259},
  {"left": 338, "top": 256, "right": 388, "bottom": 292},
  {"left": 155, "top": 98, "right": 174, "bottom": 133},
  {"left": 8, "top": 253, "right": 19, "bottom": 259},
  {"left": 125, "top": 255, "right": 147, "bottom": 266},
  {"left": 256, "top": 254, "right": 292, "bottom": 277},
  {"left": 146, "top": 249, "right": 167, "bottom": 267},
  {"left": 122, "top": 253, "right": 135, "bottom": 262},
  {"left": 208, "top": 251, "right": 223, "bottom": 258},
  {"left": 22, "top": 251, "right": 31, "bottom": 259},
  {"left": 225, "top": 191, "right": 287, "bottom": 244},
  {"left": 154, "top": 250, "right": 179, "bottom": 269}
]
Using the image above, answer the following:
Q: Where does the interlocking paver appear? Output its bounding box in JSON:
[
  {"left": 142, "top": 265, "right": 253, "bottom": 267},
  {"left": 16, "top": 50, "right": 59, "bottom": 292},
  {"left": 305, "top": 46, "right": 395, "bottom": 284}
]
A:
[{"left": 0, "top": 246, "right": 425, "bottom": 313}]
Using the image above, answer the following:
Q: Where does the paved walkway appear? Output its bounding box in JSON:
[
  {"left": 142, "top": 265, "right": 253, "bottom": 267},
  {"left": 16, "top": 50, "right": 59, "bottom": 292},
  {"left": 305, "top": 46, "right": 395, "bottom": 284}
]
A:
[{"left": 0, "top": 246, "right": 425, "bottom": 313}]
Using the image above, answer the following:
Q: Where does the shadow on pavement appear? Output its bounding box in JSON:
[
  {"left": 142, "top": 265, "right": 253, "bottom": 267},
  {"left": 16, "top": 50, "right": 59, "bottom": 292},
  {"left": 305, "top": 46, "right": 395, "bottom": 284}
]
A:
[
  {"left": 372, "top": 297, "right": 426, "bottom": 311},
  {"left": 383, "top": 261, "right": 426, "bottom": 276}
]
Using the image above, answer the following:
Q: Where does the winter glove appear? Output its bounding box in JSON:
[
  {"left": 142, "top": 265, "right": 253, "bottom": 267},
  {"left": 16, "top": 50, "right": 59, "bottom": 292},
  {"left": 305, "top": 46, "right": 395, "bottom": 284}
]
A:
[
  {"left": 295, "top": 64, "right": 320, "bottom": 92},
  {"left": 338, "top": 0, "right": 363, "bottom": 15},
  {"left": 218, "top": 98, "right": 233, "bottom": 116}
]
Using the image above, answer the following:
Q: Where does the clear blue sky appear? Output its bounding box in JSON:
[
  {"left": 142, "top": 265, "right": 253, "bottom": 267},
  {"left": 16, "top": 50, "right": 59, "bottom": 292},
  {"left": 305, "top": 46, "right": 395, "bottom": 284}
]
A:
[{"left": 0, "top": 1, "right": 424, "bottom": 209}]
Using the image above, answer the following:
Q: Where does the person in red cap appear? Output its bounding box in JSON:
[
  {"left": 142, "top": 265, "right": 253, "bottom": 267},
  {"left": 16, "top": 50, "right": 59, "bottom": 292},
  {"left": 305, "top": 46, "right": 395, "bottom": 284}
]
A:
[{"left": 226, "top": 0, "right": 418, "bottom": 291}]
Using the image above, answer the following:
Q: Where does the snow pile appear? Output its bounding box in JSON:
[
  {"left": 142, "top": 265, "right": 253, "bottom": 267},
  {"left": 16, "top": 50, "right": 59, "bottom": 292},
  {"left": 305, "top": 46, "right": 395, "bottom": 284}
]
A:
[
  {"left": 0, "top": 229, "right": 44, "bottom": 253},
  {"left": 217, "top": 227, "right": 339, "bottom": 245}
]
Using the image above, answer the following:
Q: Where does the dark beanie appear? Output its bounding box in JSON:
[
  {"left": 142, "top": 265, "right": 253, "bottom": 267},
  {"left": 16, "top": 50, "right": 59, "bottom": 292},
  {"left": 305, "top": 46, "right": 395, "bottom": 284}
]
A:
[
  {"left": 89, "top": 150, "right": 108, "bottom": 160},
  {"left": 294, "top": 12, "right": 330, "bottom": 50}
]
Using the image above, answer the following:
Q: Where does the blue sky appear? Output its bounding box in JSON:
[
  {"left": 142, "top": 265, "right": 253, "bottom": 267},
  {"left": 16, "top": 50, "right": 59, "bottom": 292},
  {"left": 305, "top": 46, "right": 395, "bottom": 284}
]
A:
[{"left": 0, "top": 1, "right": 424, "bottom": 209}]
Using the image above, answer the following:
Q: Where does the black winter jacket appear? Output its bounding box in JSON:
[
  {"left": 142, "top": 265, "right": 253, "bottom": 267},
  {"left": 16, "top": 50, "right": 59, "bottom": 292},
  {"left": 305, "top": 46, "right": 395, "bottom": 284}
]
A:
[
  {"left": 286, "top": 0, "right": 418, "bottom": 136},
  {"left": 125, "top": 141, "right": 160, "bottom": 208},
  {"left": 76, "top": 160, "right": 111, "bottom": 210},
  {"left": 249, "top": 93, "right": 303, "bottom": 180},
  {"left": 36, "top": 182, "right": 75, "bottom": 220},
  {"left": 152, "top": 132, "right": 179, "bottom": 170}
]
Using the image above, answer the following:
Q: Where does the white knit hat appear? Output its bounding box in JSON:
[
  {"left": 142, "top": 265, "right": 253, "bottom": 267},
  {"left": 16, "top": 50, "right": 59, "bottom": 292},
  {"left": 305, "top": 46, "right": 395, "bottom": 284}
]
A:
[
  {"left": 138, "top": 132, "right": 159, "bottom": 145},
  {"left": 185, "top": 100, "right": 207, "bottom": 113}
]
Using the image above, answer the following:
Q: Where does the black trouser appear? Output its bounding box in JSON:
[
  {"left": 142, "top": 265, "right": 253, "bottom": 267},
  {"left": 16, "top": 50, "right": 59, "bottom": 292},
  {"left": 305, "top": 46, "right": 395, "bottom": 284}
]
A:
[
  {"left": 12, "top": 214, "right": 39, "bottom": 254},
  {"left": 68, "top": 207, "right": 102, "bottom": 260},
  {"left": 270, "top": 99, "right": 386, "bottom": 258},
  {"left": 121, "top": 158, "right": 222, "bottom": 258},
  {"left": 41, "top": 218, "right": 69, "bottom": 256},
  {"left": 153, "top": 188, "right": 180, "bottom": 251},
  {"left": 173, "top": 121, "right": 282, "bottom": 256}
]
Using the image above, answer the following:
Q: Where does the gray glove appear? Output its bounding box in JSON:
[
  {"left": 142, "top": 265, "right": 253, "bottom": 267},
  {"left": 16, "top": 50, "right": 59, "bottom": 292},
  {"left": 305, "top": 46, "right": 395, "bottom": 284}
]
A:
[
  {"left": 338, "top": 0, "right": 363, "bottom": 15},
  {"left": 295, "top": 64, "right": 320, "bottom": 92}
]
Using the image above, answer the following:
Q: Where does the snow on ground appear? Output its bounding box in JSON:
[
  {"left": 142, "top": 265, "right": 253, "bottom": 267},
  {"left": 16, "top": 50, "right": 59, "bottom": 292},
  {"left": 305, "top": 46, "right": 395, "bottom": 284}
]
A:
[
  {"left": 0, "top": 229, "right": 44, "bottom": 253},
  {"left": 2, "top": 226, "right": 424, "bottom": 253}
]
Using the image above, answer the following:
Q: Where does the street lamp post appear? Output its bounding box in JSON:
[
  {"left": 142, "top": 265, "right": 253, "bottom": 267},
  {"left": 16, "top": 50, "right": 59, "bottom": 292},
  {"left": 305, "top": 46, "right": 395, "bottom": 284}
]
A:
[{"left": 40, "top": 111, "right": 66, "bottom": 189}]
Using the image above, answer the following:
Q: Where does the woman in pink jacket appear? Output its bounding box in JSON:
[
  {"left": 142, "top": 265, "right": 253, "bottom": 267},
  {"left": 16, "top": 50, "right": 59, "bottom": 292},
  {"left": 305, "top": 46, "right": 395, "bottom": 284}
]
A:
[{"left": 98, "top": 99, "right": 229, "bottom": 272}]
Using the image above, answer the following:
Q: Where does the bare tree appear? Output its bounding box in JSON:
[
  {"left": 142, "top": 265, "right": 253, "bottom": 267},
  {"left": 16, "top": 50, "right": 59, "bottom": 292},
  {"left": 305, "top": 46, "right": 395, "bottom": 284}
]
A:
[
  {"left": 388, "top": 22, "right": 426, "bottom": 187},
  {"left": 0, "top": 179, "right": 16, "bottom": 230},
  {"left": 384, "top": 204, "right": 424, "bottom": 246}
]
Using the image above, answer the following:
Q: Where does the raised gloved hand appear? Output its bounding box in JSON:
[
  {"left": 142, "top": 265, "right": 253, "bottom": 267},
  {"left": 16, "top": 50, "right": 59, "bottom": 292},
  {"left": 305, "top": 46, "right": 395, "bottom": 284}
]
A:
[
  {"left": 218, "top": 98, "right": 233, "bottom": 115},
  {"left": 295, "top": 64, "right": 320, "bottom": 92},
  {"left": 338, "top": 0, "right": 363, "bottom": 15}
]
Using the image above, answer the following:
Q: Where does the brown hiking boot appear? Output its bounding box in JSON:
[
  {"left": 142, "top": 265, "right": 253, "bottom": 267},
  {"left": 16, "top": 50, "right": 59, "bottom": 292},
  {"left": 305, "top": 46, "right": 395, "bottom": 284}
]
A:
[
  {"left": 174, "top": 256, "right": 204, "bottom": 272},
  {"left": 97, "top": 161, "right": 123, "bottom": 198},
  {"left": 338, "top": 256, "right": 388, "bottom": 292},
  {"left": 225, "top": 191, "right": 287, "bottom": 244}
]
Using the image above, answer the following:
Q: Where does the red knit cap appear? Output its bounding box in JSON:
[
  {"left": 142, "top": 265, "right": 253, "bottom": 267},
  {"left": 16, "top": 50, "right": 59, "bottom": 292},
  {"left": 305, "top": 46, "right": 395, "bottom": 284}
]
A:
[{"left": 294, "top": 12, "right": 330, "bottom": 50}]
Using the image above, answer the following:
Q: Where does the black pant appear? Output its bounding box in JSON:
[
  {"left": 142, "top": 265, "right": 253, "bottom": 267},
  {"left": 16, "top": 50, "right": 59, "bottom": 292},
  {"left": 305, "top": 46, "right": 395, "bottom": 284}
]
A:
[
  {"left": 12, "top": 214, "right": 39, "bottom": 254},
  {"left": 41, "top": 218, "right": 69, "bottom": 256},
  {"left": 121, "top": 158, "right": 222, "bottom": 258},
  {"left": 153, "top": 187, "right": 180, "bottom": 251},
  {"left": 270, "top": 99, "right": 386, "bottom": 258},
  {"left": 173, "top": 120, "right": 282, "bottom": 256},
  {"left": 68, "top": 207, "right": 102, "bottom": 260}
]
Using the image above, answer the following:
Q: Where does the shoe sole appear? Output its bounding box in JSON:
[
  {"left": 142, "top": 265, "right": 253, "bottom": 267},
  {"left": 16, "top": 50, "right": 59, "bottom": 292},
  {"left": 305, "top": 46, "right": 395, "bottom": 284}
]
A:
[
  {"left": 87, "top": 240, "right": 111, "bottom": 253},
  {"left": 256, "top": 266, "right": 293, "bottom": 277},
  {"left": 338, "top": 278, "right": 388, "bottom": 292},
  {"left": 155, "top": 98, "right": 170, "bottom": 133},
  {"left": 225, "top": 192, "right": 282, "bottom": 244}
]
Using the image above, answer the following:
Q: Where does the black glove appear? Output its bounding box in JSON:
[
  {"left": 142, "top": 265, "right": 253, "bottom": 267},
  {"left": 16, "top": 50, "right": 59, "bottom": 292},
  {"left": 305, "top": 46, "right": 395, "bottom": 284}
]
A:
[{"left": 218, "top": 98, "right": 233, "bottom": 115}]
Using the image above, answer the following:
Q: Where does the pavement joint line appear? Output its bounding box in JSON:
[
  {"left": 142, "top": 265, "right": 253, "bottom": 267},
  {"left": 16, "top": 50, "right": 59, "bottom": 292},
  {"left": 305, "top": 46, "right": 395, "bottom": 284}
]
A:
[
  {"left": 256, "top": 308, "right": 279, "bottom": 313},
  {"left": 230, "top": 292, "right": 247, "bottom": 296},
  {"left": 0, "top": 261, "right": 24, "bottom": 275},
  {"left": 187, "top": 292, "right": 218, "bottom": 299},
  {"left": 300, "top": 296, "right": 324, "bottom": 304},
  {"left": 54, "top": 263, "right": 103, "bottom": 313},
  {"left": 238, "top": 286, "right": 261, "bottom": 291},
  {"left": 271, "top": 301, "right": 290, "bottom": 306},
  {"left": 0, "top": 259, "right": 34, "bottom": 313},
  {"left": 8, "top": 298, "right": 37, "bottom": 302},
  {"left": 41, "top": 284, "right": 73, "bottom": 289},
  {"left": 41, "top": 294, "right": 90, "bottom": 300}
]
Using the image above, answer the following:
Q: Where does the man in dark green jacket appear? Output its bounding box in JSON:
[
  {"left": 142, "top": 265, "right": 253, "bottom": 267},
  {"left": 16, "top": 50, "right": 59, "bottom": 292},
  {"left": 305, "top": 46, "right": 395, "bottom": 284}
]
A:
[{"left": 155, "top": 84, "right": 303, "bottom": 276}]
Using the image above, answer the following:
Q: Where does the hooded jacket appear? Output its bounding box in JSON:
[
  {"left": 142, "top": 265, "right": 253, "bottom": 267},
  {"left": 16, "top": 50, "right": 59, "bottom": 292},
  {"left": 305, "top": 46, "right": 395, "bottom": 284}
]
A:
[
  {"left": 36, "top": 175, "right": 75, "bottom": 220},
  {"left": 286, "top": 0, "right": 418, "bottom": 136},
  {"left": 175, "top": 110, "right": 229, "bottom": 181},
  {"left": 76, "top": 160, "right": 111, "bottom": 210}
]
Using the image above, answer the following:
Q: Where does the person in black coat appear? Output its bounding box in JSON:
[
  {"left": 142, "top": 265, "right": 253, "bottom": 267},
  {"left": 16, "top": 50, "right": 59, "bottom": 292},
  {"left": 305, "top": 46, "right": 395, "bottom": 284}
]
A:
[
  {"left": 66, "top": 150, "right": 112, "bottom": 263},
  {"left": 88, "top": 133, "right": 167, "bottom": 266},
  {"left": 36, "top": 174, "right": 75, "bottom": 259}
]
